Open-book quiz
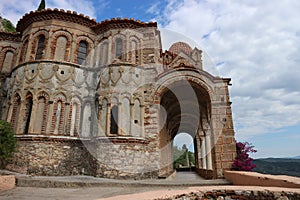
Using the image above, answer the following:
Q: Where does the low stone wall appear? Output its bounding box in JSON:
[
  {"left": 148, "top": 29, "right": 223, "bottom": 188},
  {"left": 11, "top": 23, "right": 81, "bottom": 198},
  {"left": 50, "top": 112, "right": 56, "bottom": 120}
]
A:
[
  {"left": 0, "top": 175, "right": 15, "bottom": 191},
  {"left": 224, "top": 170, "right": 300, "bottom": 188},
  {"left": 5, "top": 137, "right": 160, "bottom": 179},
  {"left": 196, "top": 168, "right": 214, "bottom": 179},
  {"left": 94, "top": 138, "right": 159, "bottom": 179},
  {"left": 5, "top": 138, "right": 96, "bottom": 176},
  {"left": 155, "top": 189, "right": 300, "bottom": 200}
]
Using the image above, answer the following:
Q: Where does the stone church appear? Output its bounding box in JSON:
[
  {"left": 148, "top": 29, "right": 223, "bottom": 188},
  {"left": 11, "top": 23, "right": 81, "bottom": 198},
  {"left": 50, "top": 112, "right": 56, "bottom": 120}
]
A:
[{"left": 0, "top": 8, "right": 236, "bottom": 179}]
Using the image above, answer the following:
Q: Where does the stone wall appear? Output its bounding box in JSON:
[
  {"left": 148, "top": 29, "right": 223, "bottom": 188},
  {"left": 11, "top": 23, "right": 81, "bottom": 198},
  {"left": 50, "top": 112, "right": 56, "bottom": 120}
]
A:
[
  {"left": 156, "top": 190, "right": 300, "bottom": 200},
  {"left": 92, "top": 138, "right": 159, "bottom": 179},
  {"left": 6, "top": 138, "right": 95, "bottom": 176}
]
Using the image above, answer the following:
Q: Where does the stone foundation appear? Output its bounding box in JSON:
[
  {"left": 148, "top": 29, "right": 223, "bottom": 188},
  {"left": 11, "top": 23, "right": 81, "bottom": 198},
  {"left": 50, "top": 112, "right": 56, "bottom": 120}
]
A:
[
  {"left": 6, "top": 136, "right": 160, "bottom": 179},
  {"left": 6, "top": 137, "right": 96, "bottom": 176}
]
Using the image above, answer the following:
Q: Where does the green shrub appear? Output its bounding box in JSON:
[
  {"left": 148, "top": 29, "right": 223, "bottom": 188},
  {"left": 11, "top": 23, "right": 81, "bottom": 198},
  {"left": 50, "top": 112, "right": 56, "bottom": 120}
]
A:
[{"left": 0, "top": 120, "right": 16, "bottom": 168}]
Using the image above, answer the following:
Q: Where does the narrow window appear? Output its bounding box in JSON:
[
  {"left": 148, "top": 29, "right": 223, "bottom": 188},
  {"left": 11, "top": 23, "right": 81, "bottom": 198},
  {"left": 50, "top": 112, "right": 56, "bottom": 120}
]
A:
[
  {"left": 20, "top": 39, "right": 28, "bottom": 63},
  {"left": 11, "top": 95, "right": 21, "bottom": 132},
  {"left": 100, "top": 42, "right": 108, "bottom": 66},
  {"left": 1, "top": 51, "right": 14, "bottom": 73},
  {"left": 35, "top": 35, "right": 45, "bottom": 60},
  {"left": 24, "top": 94, "right": 33, "bottom": 133},
  {"left": 131, "top": 40, "right": 137, "bottom": 64},
  {"left": 34, "top": 97, "right": 46, "bottom": 133},
  {"left": 77, "top": 41, "right": 88, "bottom": 65},
  {"left": 54, "top": 36, "right": 67, "bottom": 61},
  {"left": 110, "top": 105, "right": 118, "bottom": 134},
  {"left": 116, "top": 38, "right": 122, "bottom": 58}
]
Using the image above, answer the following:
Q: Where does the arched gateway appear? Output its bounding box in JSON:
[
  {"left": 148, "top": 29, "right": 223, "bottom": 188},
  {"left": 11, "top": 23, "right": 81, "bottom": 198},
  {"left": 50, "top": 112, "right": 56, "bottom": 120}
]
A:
[{"left": 0, "top": 8, "right": 236, "bottom": 179}]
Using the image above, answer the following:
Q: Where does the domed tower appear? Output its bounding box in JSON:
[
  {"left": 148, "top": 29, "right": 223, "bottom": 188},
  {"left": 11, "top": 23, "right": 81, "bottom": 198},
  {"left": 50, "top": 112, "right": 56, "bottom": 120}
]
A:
[{"left": 4, "top": 9, "right": 100, "bottom": 175}]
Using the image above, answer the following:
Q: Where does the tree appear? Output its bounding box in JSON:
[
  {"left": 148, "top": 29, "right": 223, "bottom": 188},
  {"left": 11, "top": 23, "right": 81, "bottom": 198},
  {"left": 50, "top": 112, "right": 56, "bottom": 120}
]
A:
[
  {"left": 37, "top": 0, "right": 46, "bottom": 11},
  {"left": 0, "top": 120, "right": 16, "bottom": 168},
  {"left": 232, "top": 141, "right": 257, "bottom": 171},
  {"left": 0, "top": 17, "right": 16, "bottom": 33}
]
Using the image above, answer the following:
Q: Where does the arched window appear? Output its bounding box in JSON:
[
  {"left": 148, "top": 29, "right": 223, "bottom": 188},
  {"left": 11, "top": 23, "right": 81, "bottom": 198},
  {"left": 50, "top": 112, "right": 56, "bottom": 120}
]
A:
[
  {"left": 1, "top": 51, "right": 14, "bottom": 73},
  {"left": 121, "top": 98, "right": 130, "bottom": 135},
  {"left": 20, "top": 39, "right": 28, "bottom": 63},
  {"left": 132, "top": 99, "right": 141, "bottom": 136},
  {"left": 23, "top": 93, "right": 33, "bottom": 134},
  {"left": 11, "top": 94, "right": 21, "bottom": 132},
  {"left": 110, "top": 105, "right": 118, "bottom": 134},
  {"left": 77, "top": 41, "right": 88, "bottom": 65},
  {"left": 100, "top": 99, "right": 108, "bottom": 135},
  {"left": 100, "top": 42, "right": 108, "bottom": 66},
  {"left": 54, "top": 36, "right": 67, "bottom": 61},
  {"left": 131, "top": 40, "right": 137, "bottom": 64},
  {"left": 53, "top": 100, "right": 65, "bottom": 135},
  {"left": 69, "top": 101, "right": 80, "bottom": 137},
  {"left": 116, "top": 38, "right": 122, "bottom": 58},
  {"left": 35, "top": 35, "right": 45, "bottom": 60},
  {"left": 34, "top": 96, "right": 46, "bottom": 133}
]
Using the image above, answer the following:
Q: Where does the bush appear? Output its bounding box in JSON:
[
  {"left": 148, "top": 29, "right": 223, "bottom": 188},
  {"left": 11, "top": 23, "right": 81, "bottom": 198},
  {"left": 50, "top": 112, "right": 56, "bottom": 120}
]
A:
[
  {"left": 0, "top": 120, "right": 16, "bottom": 168},
  {"left": 232, "top": 141, "right": 257, "bottom": 171}
]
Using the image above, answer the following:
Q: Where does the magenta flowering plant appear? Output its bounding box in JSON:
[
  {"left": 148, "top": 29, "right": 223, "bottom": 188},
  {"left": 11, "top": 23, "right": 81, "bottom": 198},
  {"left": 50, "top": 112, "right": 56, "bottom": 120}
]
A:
[{"left": 232, "top": 141, "right": 257, "bottom": 171}]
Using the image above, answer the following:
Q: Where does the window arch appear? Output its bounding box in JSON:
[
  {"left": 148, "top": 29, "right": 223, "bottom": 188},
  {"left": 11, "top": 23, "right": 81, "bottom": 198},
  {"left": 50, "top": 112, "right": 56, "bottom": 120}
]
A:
[
  {"left": 23, "top": 93, "right": 33, "bottom": 134},
  {"left": 35, "top": 35, "right": 45, "bottom": 60},
  {"left": 69, "top": 98, "right": 81, "bottom": 137},
  {"left": 11, "top": 94, "right": 21, "bottom": 132},
  {"left": 132, "top": 99, "right": 141, "bottom": 136},
  {"left": 77, "top": 41, "right": 88, "bottom": 65},
  {"left": 54, "top": 36, "right": 68, "bottom": 61},
  {"left": 110, "top": 105, "right": 118, "bottom": 134},
  {"left": 116, "top": 38, "right": 123, "bottom": 58},
  {"left": 1, "top": 51, "right": 14, "bottom": 73},
  {"left": 121, "top": 98, "right": 130, "bottom": 135},
  {"left": 33, "top": 96, "right": 47, "bottom": 134},
  {"left": 19, "top": 39, "right": 28, "bottom": 63},
  {"left": 131, "top": 40, "right": 137, "bottom": 64},
  {"left": 100, "top": 42, "right": 108, "bottom": 66}
]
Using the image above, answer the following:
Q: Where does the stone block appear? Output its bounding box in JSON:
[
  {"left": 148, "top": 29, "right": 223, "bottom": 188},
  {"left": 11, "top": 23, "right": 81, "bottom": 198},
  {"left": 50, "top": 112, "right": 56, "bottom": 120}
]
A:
[{"left": 0, "top": 175, "right": 15, "bottom": 191}]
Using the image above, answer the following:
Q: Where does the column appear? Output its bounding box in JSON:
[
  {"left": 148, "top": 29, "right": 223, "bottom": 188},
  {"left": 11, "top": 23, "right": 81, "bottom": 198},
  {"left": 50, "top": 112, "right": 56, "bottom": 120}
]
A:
[
  {"left": 205, "top": 131, "right": 213, "bottom": 170},
  {"left": 106, "top": 103, "right": 111, "bottom": 136},
  {"left": 201, "top": 137, "right": 207, "bottom": 169},
  {"left": 28, "top": 99, "right": 38, "bottom": 134}
]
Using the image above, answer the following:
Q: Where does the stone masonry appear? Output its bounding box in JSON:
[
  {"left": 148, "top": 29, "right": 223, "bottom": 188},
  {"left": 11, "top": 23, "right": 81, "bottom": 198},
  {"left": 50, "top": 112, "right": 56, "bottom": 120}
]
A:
[{"left": 0, "top": 8, "right": 236, "bottom": 179}]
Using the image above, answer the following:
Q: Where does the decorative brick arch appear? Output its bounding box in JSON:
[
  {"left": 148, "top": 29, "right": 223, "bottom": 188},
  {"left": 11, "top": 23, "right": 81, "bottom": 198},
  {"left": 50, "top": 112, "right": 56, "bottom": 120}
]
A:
[
  {"left": 50, "top": 30, "right": 73, "bottom": 61},
  {"left": 50, "top": 93, "right": 67, "bottom": 135},
  {"left": 68, "top": 96, "right": 82, "bottom": 136},
  {"left": 35, "top": 91, "right": 49, "bottom": 134},
  {"left": 74, "top": 35, "right": 95, "bottom": 66},
  {"left": 0, "top": 46, "right": 17, "bottom": 73},
  {"left": 112, "top": 33, "right": 126, "bottom": 61},
  {"left": 18, "top": 35, "right": 29, "bottom": 63},
  {"left": 129, "top": 35, "right": 141, "bottom": 64},
  {"left": 154, "top": 70, "right": 214, "bottom": 103},
  {"left": 30, "top": 30, "right": 50, "bottom": 61}
]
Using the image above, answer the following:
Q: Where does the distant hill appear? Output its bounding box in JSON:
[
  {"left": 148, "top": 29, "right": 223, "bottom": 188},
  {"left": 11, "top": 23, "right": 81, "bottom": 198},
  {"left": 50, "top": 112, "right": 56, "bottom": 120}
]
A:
[
  {"left": 0, "top": 16, "right": 16, "bottom": 33},
  {"left": 253, "top": 158, "right": 300, "bottom": 177}
]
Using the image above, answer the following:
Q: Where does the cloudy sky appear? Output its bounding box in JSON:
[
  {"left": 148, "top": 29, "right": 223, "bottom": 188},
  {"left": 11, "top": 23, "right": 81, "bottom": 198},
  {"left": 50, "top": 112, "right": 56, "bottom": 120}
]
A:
[{"left": 1, "top": 0, "right": 299, "bottom": 158}]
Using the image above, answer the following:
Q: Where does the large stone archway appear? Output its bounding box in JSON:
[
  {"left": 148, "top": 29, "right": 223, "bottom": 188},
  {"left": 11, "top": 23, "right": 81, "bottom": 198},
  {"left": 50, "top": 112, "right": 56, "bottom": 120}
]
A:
[{"left": 155, "top": 69, "right": 236, "bottom": 179}]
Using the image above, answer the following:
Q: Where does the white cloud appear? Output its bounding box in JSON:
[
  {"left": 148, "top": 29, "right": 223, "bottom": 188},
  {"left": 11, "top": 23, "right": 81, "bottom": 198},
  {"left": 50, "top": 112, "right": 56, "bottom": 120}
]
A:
[
  {"left": 0, "top": 0, "right": 97, "bottom": 25},
  {"left": 157, "top": 0, "right": 300, "bottom": 142}
]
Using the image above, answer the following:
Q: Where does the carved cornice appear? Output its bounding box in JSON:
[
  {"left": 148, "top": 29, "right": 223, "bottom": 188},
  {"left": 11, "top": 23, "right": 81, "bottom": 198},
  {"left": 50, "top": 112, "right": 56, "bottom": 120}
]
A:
[
  {"left": 16, "top": 8, "right": 97, "bottom": 33},
  {"left": 0, "top": 32, "right": 21, "bottom": 42},
  {"left": 92, "top": 18, "right": 157, "bottom": 34}
]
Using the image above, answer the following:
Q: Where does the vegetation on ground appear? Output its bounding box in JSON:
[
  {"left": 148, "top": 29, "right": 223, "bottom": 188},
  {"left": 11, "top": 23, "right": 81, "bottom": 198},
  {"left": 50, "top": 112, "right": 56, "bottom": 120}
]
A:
[
  {"left": 173, "top": 144, "right": 195, "bottom": 168},
  {"left": 0, "top": 120, "right": 16, "bottom": 168}
]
